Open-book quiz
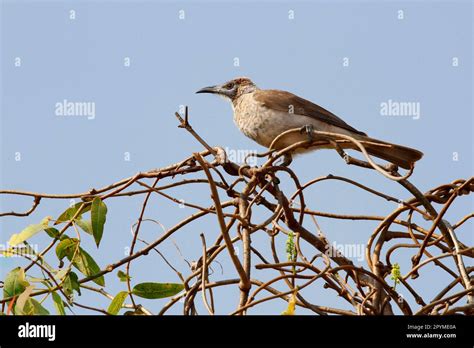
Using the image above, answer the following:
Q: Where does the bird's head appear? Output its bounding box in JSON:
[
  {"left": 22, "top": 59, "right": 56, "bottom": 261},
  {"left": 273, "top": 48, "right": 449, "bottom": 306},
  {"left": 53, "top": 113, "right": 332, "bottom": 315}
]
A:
[{"left": 196, "top": 77, "right": 257, "bottom": 101}]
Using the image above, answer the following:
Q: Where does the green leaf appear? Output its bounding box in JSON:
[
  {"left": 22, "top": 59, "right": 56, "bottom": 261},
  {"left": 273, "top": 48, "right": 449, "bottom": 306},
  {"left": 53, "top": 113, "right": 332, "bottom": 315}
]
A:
[
  {"left": 3, "top": 267, "right": 30, "bottom": 299},
  {"left": 391, "top": 263, "right": 402, "bottom": 290},
  {"left": 15, "top": 285, "right": 35, "bottom": 313},
  {"left": 55, "top": 238, "right": 80, "bottom": 260},
  {"left": 8, "top": 216, "right": 52, "bottom": 246},
  {"left": 285, "top": 231, "right": 296, "bottom": 262},
  {"left": 44, "top": 227, "right": 60, "bottom": 239},
  {"left": 54, "top": 267, "right": 70, "bottom": 282},
  {"left": 52, "top": 292, "right": 66, "bottom": 315},
  {"left": 55, "top": 237, "right": 105, "bottom": 286},
  {"left": 107, "top": 291, "right": 128, "bottom": 315},
  {"left": 117, "top": 270, "right": 131, "bottom": 282},
  {"left": 91, "top": 197, "right": 107, "bottom": 247},
  {"left": 16, "top": 298, "right": 49, "bottom": 315},
  {"left": 71, "top": 247, "right": 105, "bottom": 286},
  {"left": 63, "top": 272, "right": 81, "bottom": 297},
  {"left": 132, "top": 283, "right": 184, "bottom": 299},
  {"left": 75, "top": 219, "right": 93, "bottom": 235},
  {"left": 55, "top": 202, "right": 91, "bottom": 224}
]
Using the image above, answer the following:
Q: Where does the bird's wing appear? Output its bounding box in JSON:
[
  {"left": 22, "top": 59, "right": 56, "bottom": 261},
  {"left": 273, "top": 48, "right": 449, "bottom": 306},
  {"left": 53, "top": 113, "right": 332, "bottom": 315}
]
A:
[{"left": 253, "top": 89, "right": 367, "bottom": 136}]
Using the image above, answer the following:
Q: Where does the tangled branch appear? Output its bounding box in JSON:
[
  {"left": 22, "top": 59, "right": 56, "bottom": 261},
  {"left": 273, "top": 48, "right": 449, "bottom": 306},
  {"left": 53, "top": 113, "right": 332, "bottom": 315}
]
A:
[{"left": 1, "top": 107, "right": 472, "bottom": 316}]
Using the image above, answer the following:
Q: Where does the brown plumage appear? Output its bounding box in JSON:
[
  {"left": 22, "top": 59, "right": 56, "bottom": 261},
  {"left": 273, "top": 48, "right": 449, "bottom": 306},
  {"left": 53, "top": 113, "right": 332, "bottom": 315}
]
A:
[
  {"left": 197, "top": 77, "right": 423, "bottom": 169},
  {"left": 253, "top": 89, "right": 367, "bottom": 136}
]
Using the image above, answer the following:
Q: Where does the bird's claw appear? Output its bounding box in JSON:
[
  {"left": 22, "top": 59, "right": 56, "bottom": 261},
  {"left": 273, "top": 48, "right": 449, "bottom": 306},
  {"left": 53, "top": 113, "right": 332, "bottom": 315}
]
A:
[
  {"left": 280, "top": 153, "right": 293, "bottom": 167},
  {"left": 300, "top": 124, "right": 315, "bottom": 141}
]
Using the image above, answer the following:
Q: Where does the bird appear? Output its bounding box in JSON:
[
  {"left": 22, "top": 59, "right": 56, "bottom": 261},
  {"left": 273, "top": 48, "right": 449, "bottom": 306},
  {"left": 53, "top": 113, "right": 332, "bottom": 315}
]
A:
[{"left": 196, "top": 77, "right": 423, "bottom": 169}]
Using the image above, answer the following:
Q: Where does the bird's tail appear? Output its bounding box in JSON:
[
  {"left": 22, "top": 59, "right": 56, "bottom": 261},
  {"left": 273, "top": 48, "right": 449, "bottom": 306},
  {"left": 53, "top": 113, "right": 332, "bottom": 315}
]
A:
[{"left": 351, "top": 135, "right": 423, "bottom": 170}]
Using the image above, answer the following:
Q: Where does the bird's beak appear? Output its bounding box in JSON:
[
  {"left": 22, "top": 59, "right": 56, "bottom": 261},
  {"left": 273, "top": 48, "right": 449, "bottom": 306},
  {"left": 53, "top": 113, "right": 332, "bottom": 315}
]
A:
[{"left": 196, "top": 85, "right": 221, "bottom": 94}]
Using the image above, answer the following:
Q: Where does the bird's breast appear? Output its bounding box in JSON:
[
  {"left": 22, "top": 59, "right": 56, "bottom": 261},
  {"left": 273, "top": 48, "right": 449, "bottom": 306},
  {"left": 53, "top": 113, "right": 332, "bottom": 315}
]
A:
[
  {"left": 232, "top": 95, "right": 286, "bottom": 147},
  {"left": 232, "top": 93, "right": 355, "bottom": 150}
]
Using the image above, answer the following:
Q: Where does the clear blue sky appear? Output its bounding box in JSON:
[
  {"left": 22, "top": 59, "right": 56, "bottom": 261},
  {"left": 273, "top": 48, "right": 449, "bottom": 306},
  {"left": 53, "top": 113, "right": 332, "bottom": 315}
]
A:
[{"left": 1, "top": 0, "right": 472, "bottom": 314}]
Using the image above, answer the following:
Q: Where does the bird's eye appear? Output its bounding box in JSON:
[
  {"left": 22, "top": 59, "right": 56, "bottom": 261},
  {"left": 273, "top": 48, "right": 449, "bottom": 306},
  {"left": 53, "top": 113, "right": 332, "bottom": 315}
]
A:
[{"left": 225, "top": 83, "right": 234, "bottom": 90}]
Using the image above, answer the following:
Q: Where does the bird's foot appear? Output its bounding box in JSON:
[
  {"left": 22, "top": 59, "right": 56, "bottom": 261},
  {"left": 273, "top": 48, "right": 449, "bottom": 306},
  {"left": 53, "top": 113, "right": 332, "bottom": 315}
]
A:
[
  {"left": 280, "top": 153, "right": 293, "bottom": 167},
  {"left": 300, "top": 124, "right": 315, "bottom": 142}
]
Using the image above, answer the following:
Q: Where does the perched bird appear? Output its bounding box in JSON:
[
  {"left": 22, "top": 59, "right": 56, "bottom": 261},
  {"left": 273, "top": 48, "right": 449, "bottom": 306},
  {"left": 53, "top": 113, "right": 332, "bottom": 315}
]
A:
[{"left": 196, "top": 77, "right": 423, "bottom": 169}]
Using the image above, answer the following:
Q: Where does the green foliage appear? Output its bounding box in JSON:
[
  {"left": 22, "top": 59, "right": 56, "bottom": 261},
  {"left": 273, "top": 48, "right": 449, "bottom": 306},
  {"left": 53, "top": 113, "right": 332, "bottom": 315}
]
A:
[
  {"left": 75, "top": 218, "right": 93, "bottom": 235},
  {"left": 132, "top": 283, "right": 184, "bottom": 299},
  {"left": 91, "top": 197, "right": 107, "bottom": 247},
  {"left": 56, "top": 238, "right": 80, "bottom": 260},
  {"left": 8, "top": 216, "right": 52, "bottom": 246},
  {"left": 3, "top": 279, "right": 50, "bottom": 315},
  {"left": 390, "top": 263, "right": 401, "bottom": 290},
  {"left": 14, "top": 285, "right": 35, "bottom": 314},
  {"left": 55, "top": 202, "right": 91, "bottom": 224},
  {"left": 55, "top": 238, "right": 105, "bottom": 286},
  {"left": 1, "top": 198, "right": 111, "bottom": 315},
  {"left": 3, "top": 267, "right": 30, "bottom": 299},
  {"left": 107, "top": 291, "right": 128, "bottom": 315},
  {"left": 52, "top": 292, "right": 66, "bottom": 315},
  {"left": 15, "top": 297, "right": 50, "bottom": 315},
  {"left": 117, "top": 270, "right": 131, "bottom": 282},
  {"left": 13, "top": 285, "right": 49, "bottom": 315},
  {"left": 0, "top": 197, "right": 183, "bottom": 315},
  {"left": 44, "top": 227, "right": 61, "bottom": 239},
  {"left": 55, "top": 199, "right": 107, "bottom": 245},
  {"left": 63, "top": 271, "right": 81, "bottom": 297},
  {"left": 71, "top": 248, "right": 105, "bottom": 286},
  {"left": 286, "top": 231, "right": 297, "bottom": 262}
]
